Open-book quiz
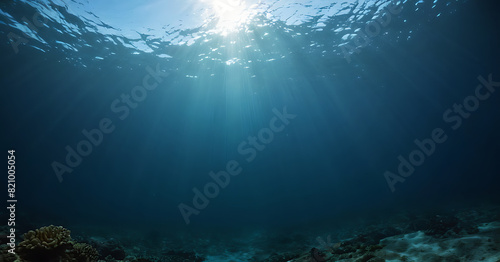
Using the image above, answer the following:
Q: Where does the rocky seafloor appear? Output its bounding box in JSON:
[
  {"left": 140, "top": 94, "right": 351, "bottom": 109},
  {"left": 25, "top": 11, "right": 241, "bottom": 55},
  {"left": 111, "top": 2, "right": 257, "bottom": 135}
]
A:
[{"left": 1, "top": 204, "right": 499, "bottom": 262}]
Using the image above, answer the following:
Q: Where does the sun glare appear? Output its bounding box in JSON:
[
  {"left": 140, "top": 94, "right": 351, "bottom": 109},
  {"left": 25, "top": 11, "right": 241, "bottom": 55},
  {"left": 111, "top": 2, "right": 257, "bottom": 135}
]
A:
[{"left": 204, "top": 0, "right": 259, "bottom": 35}]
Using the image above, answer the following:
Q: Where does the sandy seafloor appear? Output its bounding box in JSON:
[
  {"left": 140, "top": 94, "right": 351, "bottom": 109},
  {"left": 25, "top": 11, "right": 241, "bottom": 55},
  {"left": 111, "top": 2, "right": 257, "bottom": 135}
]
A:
[{"left": 2, "top": 203, "right": 499, "bottom": 262}]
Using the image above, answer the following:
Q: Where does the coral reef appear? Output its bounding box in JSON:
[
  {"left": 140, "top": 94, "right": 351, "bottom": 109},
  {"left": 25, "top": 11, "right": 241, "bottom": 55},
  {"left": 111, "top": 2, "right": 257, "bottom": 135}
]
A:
[
  {"left": 15, "top": 225, "right": 99, "bottom": 262},
  {"left": 17, "top": 225, "right": 73, "bottom": 262}
]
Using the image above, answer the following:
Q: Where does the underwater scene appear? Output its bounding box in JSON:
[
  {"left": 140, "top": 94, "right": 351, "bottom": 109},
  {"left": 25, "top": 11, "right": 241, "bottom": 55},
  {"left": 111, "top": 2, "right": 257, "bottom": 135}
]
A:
[{"left": 1, "top": 0, "right": 500, "bottom": 261}]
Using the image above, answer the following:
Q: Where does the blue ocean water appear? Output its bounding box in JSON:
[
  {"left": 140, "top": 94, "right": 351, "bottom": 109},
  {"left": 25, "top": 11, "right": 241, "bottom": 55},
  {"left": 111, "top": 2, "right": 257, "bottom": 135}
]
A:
[{"left": 1, "top": 0, "right": 500, "bottom": 261}]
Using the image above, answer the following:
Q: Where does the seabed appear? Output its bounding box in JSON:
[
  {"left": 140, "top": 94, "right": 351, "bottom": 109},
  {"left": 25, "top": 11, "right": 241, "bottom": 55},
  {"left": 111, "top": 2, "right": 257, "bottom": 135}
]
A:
[{"left": 1, "top": 204, "right": 499, "bottom": 262}]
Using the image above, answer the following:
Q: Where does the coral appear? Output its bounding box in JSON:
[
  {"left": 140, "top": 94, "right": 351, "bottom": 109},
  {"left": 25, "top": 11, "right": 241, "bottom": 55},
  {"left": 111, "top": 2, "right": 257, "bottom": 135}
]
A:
[
  {"left": 70, "top": 243, "right": 100, "bottom": 262},
  {"left": 17, "top": 225, "right": 73, "bottom": 262},
  {"left": 16, "top": 225, "right": 99, "bottom": 262}
]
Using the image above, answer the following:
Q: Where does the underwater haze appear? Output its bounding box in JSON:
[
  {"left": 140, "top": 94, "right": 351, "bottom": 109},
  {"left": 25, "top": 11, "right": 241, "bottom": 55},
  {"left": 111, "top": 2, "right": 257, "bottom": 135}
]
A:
[{"left": 1, "top": 0, "right": 500, "bottom": 261}]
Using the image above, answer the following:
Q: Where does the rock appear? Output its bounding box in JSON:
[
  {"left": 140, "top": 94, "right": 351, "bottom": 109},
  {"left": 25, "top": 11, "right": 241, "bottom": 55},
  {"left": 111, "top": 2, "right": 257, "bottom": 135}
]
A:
[{"left": 110, "top": 247, "right": 126, "bottom": 260}]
